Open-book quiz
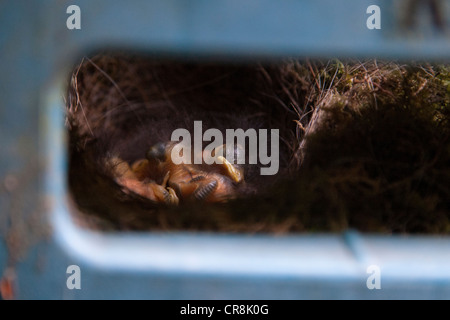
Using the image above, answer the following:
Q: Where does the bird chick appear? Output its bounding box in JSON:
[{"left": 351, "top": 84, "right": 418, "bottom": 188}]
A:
[{"left": 109, "top": 141, "right": 244, "bottom": 205}]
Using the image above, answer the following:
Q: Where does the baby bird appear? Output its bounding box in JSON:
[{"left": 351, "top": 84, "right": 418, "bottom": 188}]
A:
[{"left": 109, "top": 141, "right": 244, "bottom": 205}]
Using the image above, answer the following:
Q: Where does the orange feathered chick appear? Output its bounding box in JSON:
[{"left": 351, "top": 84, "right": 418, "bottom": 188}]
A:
[{"left": 109, "top": 142, "right": 244, "bottom": 205}]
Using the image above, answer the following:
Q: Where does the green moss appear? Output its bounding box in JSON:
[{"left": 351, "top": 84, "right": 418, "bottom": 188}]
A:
[{"left": 288, "top": 63, "right": 450, "bottom": 233}]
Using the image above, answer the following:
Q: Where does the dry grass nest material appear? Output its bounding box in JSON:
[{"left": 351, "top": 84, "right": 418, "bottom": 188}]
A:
[{"left": 66, "top": 53, "right": 450, "bottom": 233}]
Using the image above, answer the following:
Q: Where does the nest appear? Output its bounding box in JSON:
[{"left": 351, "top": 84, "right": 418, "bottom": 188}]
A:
[{"left": 66, "top": 54, "right": 450, "bottom": 233}]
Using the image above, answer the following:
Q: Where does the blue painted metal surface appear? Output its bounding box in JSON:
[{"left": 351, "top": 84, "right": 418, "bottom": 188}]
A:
[{"left": 1, "top": 0, "right": 450, "bottom": 299}]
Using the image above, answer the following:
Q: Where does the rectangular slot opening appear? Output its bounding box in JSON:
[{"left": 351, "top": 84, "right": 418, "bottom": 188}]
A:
[{"left": 63, "top": 52, "right": 450, "bottom": 234}]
